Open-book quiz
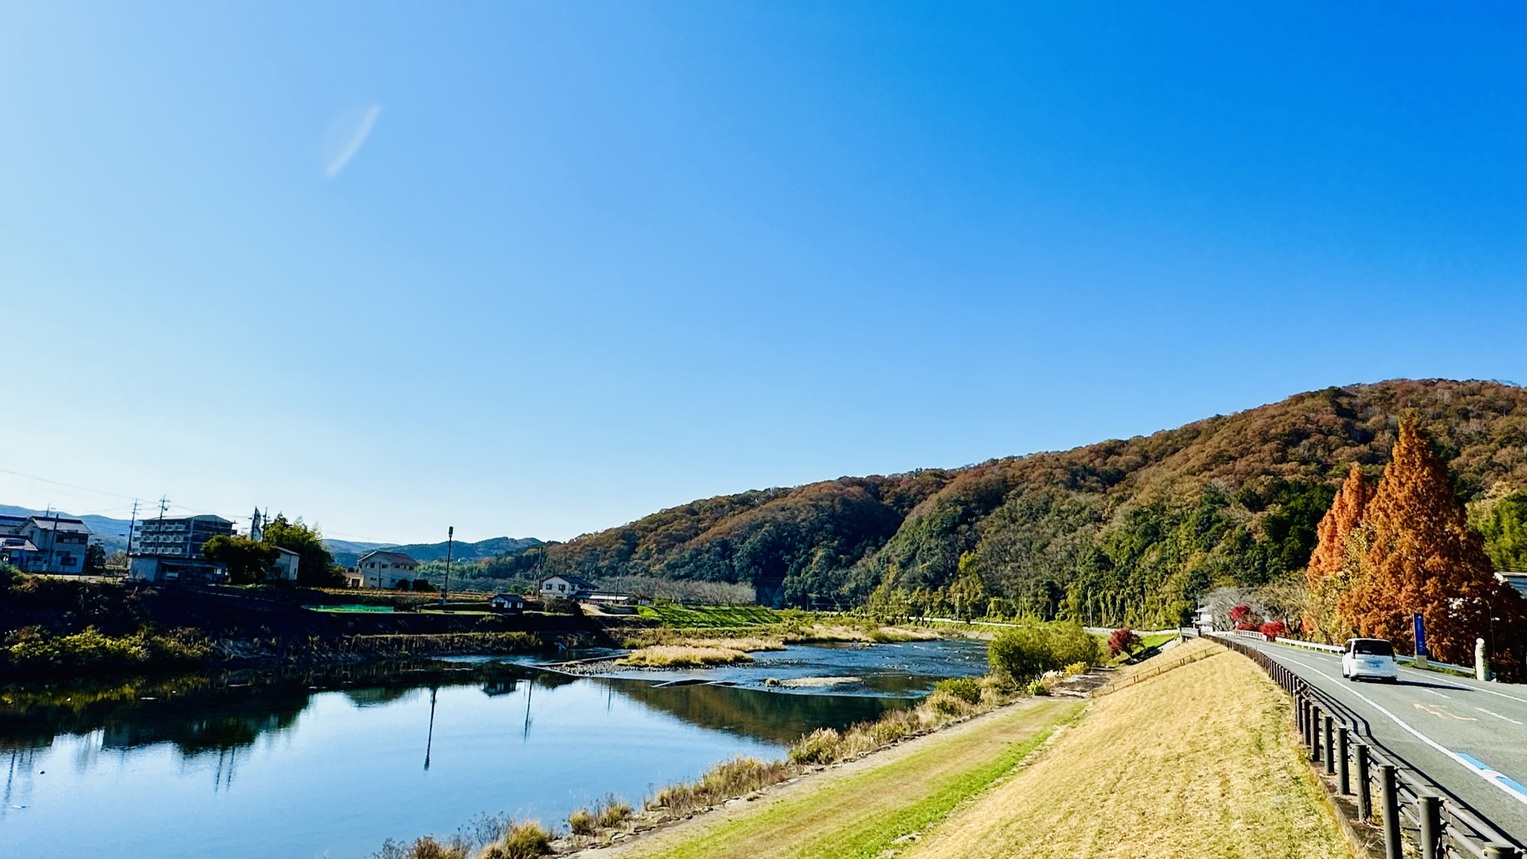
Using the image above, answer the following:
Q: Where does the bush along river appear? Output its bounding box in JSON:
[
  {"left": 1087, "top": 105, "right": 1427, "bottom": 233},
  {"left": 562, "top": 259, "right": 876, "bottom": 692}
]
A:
[{"left": 0, "top": 638, "right": 987, "bottom": 859}]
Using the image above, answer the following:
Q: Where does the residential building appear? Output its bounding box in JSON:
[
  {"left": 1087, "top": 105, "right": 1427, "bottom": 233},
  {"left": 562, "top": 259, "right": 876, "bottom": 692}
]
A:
[
  {"left": 488, "top": 593, "right": 526, "bottom": 614},
  {"left": 16, "top": 516, "right": 92, "bottom": 574},
  {"left": 539, "top": 574, "right": 597, "bottom": 600},
  {"left": 0, "top": 535, "right": 38, "bottom": 567},
  {"left": 1498, "top": 572, "right": 1527, "bottom": 600},
  {"left": 271, "top": 547, "right": 301, "bottom": 582},
  {"left": 0, "top": 515, "right": 26, "bottom": 536},
  {"left": 355, "top": 550, "right": 420, "bottom": 589},
  {"left": 128, "top": 514, "right": 235, "bottom": 583}
]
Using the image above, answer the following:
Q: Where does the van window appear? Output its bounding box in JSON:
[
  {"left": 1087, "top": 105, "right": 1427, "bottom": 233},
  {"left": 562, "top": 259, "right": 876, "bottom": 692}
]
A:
[{"left": 1353, "top": 640, "right": 1394, "bottom": 656}]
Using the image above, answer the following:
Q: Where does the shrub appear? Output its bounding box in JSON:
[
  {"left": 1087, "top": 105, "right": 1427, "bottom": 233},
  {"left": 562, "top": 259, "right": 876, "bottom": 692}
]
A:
[
  {"left": 787, "top": 728, "right": 842, "bottom": 765},
  {"left": 566, "top": 809, "right": 594, "bottom": 836},
  {"left": 1064, "top": 662, "right": 1089, "bottom": 676},
  {"left": 497, "top": 822, "right": 551, "bottom": 859},
  {"left": 593, "top": 797, "right": 632, "bottom": 829},
  {"left": 989, "top": 622, "right": 1102, "bottom": 684},
  {"left": 651, "top": 756, "right": 794, "bottom": 814},
  {"left": 413, "top": 579, "right": 438, "bottom": 593},
  {"left": 404, "top": 836, "right": 466, "bottom": 859},
  {"left": 933, "top": 676, "right": 982, "bottom": 704},
  {"left": 926, "top": 690, "right": 970, "bottom": 716},
  {"left": 1259, "top": 620, "right": 1287, "bottom": 640},
  {"left": 1107, "top": 628, "right": 1141, "bottom": 656},
  {"left": 1026, "top": 678, "right": 1049, "bottom": 696}
]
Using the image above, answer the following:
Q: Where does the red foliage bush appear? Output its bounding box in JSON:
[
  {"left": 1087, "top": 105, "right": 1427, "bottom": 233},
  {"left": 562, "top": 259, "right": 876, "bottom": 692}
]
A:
[
  {"left": 1107, "top": 628, "right": 1141, "bottom": 656},
  {"left": 1229, "top": 604, "right": 1252, "bottom": 624},
  {"left": 1259, "top": 620, "right": 1287, "bottom": 640}
]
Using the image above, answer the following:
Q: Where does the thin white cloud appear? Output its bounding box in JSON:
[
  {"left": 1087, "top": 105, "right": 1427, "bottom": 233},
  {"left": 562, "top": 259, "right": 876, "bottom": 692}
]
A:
[{"left": 324, "top": 104, "right": 382, "bottom": 178}]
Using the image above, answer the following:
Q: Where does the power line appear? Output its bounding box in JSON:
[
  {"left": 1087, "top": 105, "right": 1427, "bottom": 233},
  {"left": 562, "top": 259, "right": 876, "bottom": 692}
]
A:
[{"left": 0, "top": 467, "right": 140, "bottom": 501}]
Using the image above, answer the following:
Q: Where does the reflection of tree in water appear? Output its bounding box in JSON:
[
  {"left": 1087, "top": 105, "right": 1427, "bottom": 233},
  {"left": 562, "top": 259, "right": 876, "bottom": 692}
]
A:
[
  {"left": 606, "top": 679, "right": 908, "bottom": 745},
  {"left": 0, "top": 662, "right": 529, "bottom": 762}
]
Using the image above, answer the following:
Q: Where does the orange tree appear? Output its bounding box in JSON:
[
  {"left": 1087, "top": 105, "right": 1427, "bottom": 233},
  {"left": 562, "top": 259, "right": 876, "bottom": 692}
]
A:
[
  {"left": 1338, "top": 417, "right": 1526, "bottom": 673},
  {"left": 1303, "top": 464, "right": 1370, "bottom": 642}
]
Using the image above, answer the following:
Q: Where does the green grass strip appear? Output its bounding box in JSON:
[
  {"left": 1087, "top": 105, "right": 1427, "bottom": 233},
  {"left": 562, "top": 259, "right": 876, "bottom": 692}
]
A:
[{"left": 646, "top": 702, "right": 1082, "bottom": 859}]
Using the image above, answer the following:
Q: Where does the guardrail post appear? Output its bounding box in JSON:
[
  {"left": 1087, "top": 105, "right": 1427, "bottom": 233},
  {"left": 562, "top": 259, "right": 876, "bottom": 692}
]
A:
[
  {"left": 1310, "top": 705, "right": 1323, "bottom": 763},
  {"left": 1336, "top": 726, "right": 1350, "bottom": 795},
  {"left": 1483, "top": 845, "right": 1521, "bottom": 859},
  {"left": 1379, "top": 764, "right": 1401, "bottom": 859},
  {"left": 1417, "top": 795, "right": 1440, "bottom": 859},
  {"left": 1355, "top": 743, "right": 1372, "bottom": 820},
  {"left": 1323, "top": 714, "right": 1336, "bottom": 775}
]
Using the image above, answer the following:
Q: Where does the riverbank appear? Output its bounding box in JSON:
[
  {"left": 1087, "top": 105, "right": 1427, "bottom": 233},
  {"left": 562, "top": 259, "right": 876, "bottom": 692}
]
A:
[{"left": 580, "top": 640, "right": 1351, "bottom": 859}]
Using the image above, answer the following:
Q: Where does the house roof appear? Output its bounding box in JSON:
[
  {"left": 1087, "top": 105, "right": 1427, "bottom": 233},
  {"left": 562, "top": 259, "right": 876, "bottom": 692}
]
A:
[
  {"left": 25, "top": 517, "right": 92, "bottom": 534},
  {"left": 145, "top": 514, "right": 233, "bottom": 526},
  {"left": 543, "top": 574, "right": 597, "bottom": 590},
  {"left": 0, "top": 537, "right": 38, "bottom": 552},
  {"left": 357, "top": 550, "right": 419, "bottom": 566},
  {"left": 491, "top": 593, "right": 525, "bottom": 601}
]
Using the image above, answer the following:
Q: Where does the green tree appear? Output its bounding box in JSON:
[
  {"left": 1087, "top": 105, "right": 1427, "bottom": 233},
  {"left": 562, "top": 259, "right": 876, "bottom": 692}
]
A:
[
  {"left": 84, "top": 543, "right": 107, "bottom": 574},
  {"left": 1474, "top": 491, "right": 1527, "bottom": 573},
  {"left": 202, "top": 535, "right": 281, "bottom": 584},
  {"left": 262, "top": 515, "right": 342, "bottom": 587},
  {"left": 948, "top": 552, "right": 988, "bottom": 621}
]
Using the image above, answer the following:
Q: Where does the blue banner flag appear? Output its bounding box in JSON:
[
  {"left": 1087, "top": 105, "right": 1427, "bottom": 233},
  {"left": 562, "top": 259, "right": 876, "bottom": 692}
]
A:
[{"left": 1413, "top": 613, "right": 1428, "bottom": 657}]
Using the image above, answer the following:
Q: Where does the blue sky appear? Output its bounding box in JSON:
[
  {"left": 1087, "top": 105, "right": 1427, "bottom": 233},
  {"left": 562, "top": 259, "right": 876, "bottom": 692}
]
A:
[{"left": 2, "top": 2, "right": 1522, "bottom": 544}]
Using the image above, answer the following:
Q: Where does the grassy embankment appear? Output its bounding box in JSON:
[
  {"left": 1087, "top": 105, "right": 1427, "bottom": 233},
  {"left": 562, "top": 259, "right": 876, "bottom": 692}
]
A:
[{"left": 597, "top": 639, "right": 1351, "bottom": 859}]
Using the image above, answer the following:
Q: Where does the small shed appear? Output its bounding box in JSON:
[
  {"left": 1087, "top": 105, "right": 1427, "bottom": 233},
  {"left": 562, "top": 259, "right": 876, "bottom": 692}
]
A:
[{"left": 489, "top": 593, "right": 526, "bottom": 614}]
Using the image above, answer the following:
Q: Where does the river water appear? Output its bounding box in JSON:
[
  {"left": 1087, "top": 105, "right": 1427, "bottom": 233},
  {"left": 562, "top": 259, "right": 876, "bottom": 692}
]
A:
[{"left": 0, "top": 639, "right": 986, "bottom": 859}]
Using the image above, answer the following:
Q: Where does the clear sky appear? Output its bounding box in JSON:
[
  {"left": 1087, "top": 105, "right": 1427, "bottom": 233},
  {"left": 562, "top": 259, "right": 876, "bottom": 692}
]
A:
[{"left": 2, "top": 2, "right": 1522, "bottom": 545}]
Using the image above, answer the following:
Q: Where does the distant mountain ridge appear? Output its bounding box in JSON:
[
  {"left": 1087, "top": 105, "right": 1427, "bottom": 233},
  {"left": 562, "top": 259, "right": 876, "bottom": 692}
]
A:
[
  {"left": 541, "top": 379, "right": 1527, "bottom": 624},
  {"left": 326, "top": 537, "right": 542, "bottom": 567}
]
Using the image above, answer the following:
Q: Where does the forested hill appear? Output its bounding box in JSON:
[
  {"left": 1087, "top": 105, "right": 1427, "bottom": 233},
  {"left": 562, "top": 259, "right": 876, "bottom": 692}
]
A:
[{"left": 542, "top": 380, "right": 1527, "bottom": 625}]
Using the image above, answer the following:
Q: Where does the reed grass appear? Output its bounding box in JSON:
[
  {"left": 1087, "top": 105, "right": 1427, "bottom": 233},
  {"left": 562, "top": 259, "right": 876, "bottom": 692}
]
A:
[{"left": 617, "top": 645, "right": 753, "bottom": 668}]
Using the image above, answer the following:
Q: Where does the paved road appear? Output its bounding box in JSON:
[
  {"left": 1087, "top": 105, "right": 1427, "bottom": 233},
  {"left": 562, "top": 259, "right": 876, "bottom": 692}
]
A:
[{"left": 1233, "top": 637, "right": 1527, "bottom": 844}]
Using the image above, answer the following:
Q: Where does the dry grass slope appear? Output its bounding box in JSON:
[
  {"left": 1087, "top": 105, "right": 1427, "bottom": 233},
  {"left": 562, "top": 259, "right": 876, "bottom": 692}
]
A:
[{"left": 902, "top": 639, "right": 1352, "bottom": 859}]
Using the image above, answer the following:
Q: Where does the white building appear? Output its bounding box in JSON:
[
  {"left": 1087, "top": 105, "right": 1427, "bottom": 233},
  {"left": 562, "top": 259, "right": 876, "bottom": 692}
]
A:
[
  {"left": 129, "top": 514, "right": 234, "bottom": 583},
  {"left": 539, "top": 574, "right": 597, "bottom": 600},
  {"left": 16, "top": 516, "right": 92, "bottom": 574},
  {"left": 354, "top": 550, "right": 420, "bottom": 589},
  {"left": 271, "top": 547, "right": 301, "bottom": 582}
]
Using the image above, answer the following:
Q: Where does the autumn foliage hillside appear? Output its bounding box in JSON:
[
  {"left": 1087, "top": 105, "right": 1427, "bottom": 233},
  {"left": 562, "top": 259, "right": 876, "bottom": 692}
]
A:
[{"left": 542, "top": 380, "right": 1527, "bottom": 625}]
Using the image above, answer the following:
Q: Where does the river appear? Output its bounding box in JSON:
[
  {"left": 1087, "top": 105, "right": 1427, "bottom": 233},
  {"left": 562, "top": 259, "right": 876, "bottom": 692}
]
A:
[{"left": 0, "top": 639, "right": 986, "bottom": 859}]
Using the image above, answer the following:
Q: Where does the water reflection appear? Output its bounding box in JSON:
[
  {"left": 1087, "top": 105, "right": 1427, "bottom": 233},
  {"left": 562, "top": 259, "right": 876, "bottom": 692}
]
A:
[{"left": 0, "top": 641, "right": 986, "bottom": 859}]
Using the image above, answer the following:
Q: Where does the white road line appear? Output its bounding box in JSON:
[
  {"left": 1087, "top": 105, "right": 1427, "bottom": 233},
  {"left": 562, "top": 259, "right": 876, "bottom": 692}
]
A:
[
  {"left": 1417, "top": 687, "right": 1454, "bottom": 701},
  {"left": 1476, "top": 708, "right": 1526, "bottom": 726},
  {"left": 1262, "top": 646, "right": 1527, "bottom": 809},
  {"left": 1392, "top": 668, "right": 1527, "bottom": 705}
]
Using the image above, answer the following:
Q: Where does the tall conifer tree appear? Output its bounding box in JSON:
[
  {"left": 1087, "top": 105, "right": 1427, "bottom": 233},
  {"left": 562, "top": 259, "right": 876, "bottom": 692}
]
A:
[
  {"left": 1339, "top": 417, "right": 1524, "bottom": 669},
  {"left": 1303, "top": 464, "right": 1369, "bottom": 642}
]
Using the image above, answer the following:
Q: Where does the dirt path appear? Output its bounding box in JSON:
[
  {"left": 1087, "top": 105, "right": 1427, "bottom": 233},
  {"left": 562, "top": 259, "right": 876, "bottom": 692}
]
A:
[
  {"left": 588, "top": 697, "right": 1081, "bottom": 859},
  {"left": 901, "top": 640, "right": 1353, "bottom": 859}
]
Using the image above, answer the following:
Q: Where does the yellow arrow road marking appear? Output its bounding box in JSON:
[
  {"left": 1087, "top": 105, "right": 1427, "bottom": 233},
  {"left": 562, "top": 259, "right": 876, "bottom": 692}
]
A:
[{"left": 1413, "top": 702, "right": 1477, "bottom": 721}]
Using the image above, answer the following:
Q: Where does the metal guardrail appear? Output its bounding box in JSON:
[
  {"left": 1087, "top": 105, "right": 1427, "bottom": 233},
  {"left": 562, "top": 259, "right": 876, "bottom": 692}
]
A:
[
  {"left": 1214, "top": 634, "right": 1522, "bottom": 859},
  {"left": 1225, "top": 629, "right": 1477, "bottom": 676}
]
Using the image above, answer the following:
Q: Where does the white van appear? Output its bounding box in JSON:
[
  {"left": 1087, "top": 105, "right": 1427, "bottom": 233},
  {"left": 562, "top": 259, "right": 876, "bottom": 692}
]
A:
[{"left": 1341, "top": 638, "right": 1398, "bottom": 682}]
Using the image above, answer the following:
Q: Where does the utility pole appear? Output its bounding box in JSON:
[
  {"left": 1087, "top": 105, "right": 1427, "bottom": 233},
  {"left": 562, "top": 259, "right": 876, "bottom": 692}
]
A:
[
  {"left": 124, "top": 499, "right": 139, "bottom": 576},
  {"left": 441, "top": 526, "right": 454, "bottom": 609}
]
